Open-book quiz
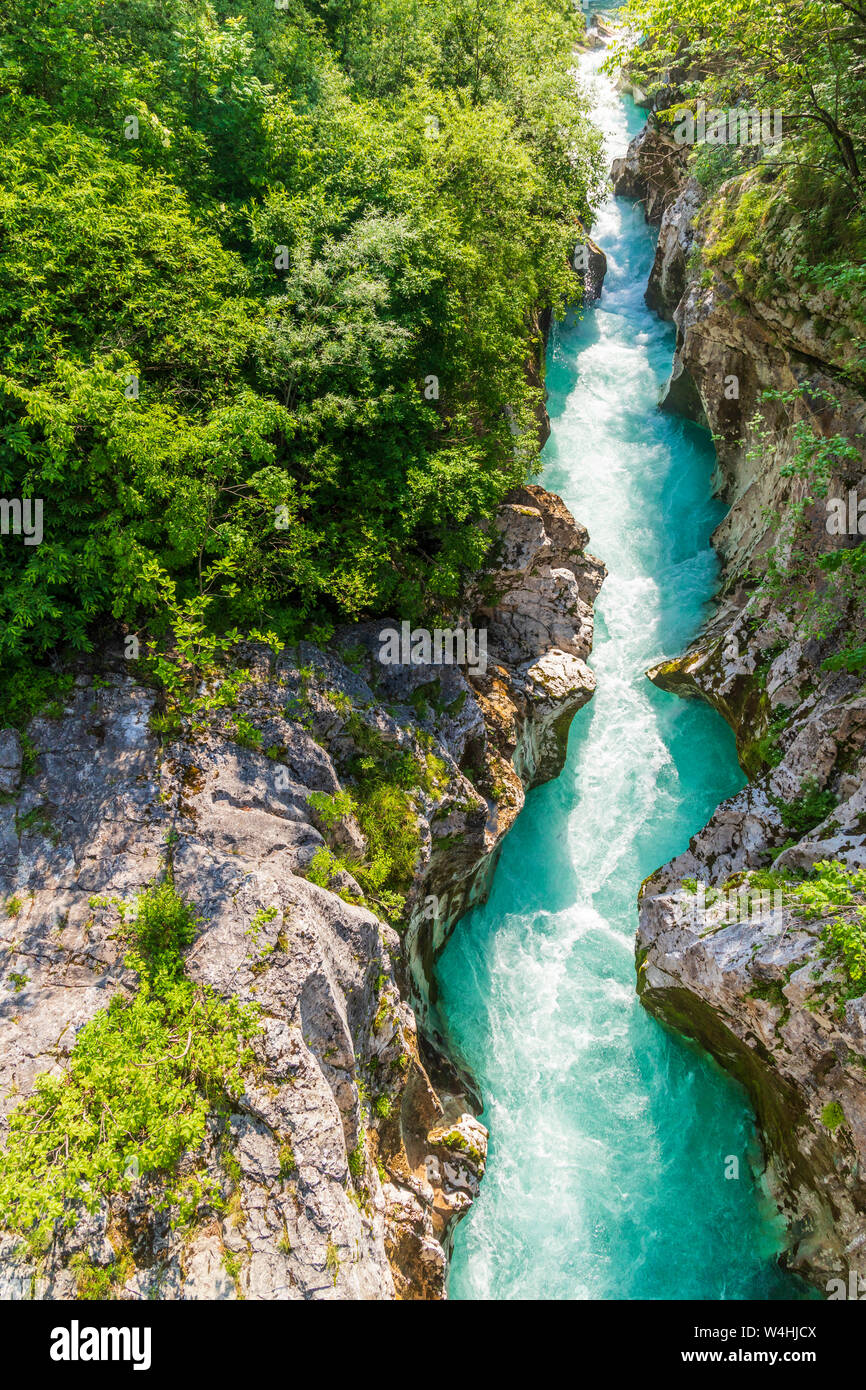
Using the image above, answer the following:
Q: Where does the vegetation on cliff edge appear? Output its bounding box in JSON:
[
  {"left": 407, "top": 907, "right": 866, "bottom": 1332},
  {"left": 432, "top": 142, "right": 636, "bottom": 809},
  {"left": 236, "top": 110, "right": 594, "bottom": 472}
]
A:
[
  {"left": 0, "top": 879, "right": 260, "bottom": 1254},
  {"left": 0, "top": 0, "right": 605, "bottom": 725}
]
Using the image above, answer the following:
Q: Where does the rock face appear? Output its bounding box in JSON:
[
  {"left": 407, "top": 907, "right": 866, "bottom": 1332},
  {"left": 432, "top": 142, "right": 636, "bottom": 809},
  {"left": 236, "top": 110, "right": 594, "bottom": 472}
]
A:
[
  {"left": 610, "top": 122, "right": 866, "bottom": 583},
  {"left": 637, "top": 758, "right": 866, "bottom": 1287},
  {"left": 619, "top": 114, "right": 866, "bottom": 1290},
  {"left": 408, "top": 486, "right": 605, "bottom": 1038},
  {"left": 0, "top": 486, "right": 603, "bottom": 1301},
  {"left": 645, "top": 177, "right": 704, "bottom": 320},
  {"left": 611, "top": 125, "right": 688, "bottom": 223},
  {"left": 642, "top": 609, "right": 866, "bottom": 1290},
  {"left": 573, "top": 227, "right": 608, "bottom": 304},
  {"left": 0, "top": 733, "right": 21, "bottom": 797}
]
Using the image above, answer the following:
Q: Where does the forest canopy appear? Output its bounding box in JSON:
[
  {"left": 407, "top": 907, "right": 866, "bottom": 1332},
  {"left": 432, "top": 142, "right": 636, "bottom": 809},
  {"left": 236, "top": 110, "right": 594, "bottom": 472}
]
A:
[
  {"left": 614, "top": 0, "right": 866, "bottom": 200},
  {"left": 0, "top": 0, "right": 604, "bottom": 720},
  {"left": 612, "top": 0, "right": 866, "bottom": 299}
]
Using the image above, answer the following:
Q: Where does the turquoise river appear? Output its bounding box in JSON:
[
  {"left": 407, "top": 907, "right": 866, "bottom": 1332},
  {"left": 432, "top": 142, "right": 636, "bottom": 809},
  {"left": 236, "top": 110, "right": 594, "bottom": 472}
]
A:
[{"left": 436, "top": 40, "right": 813, "bottom": 1301}]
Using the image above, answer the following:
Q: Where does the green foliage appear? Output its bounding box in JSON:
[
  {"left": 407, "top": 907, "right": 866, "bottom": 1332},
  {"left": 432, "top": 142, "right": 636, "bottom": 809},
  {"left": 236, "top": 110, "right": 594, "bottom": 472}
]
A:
[
  {"left": 703, "top": 182, "right": 775, "bottom": 287},
  {"left": 69, "top": 1253, "right": 118, "bottom": 1300},
  {"left": 325, "top": 1238, "right": 341, "bottom": 1284},
  {"left": 690, "top": 139, "right": 742, "bottom": 194},
  {"left": 302, "top": 726, "right": 431, "bottom": 921},
  {"left": 744, "top": 384, "right": 866, "bottom": 663},
  {"left": 127, "top": 878, "right": 197, "bottom": 968},
  {"left": 614, "top": 0, "right": 866, "bottom": 198},
  {"left": 747, "top": 867, "right": 799, "bottom": 893},
  {"left": 307, "top": 789, "right": 356, "bottom": 829},
  {"left": 354, "top": 781, "right": 420, "bottom": 898},
  {"left": 822, "top": 909, "right": 866, "bottom": 996},
  {"left": 750, "top": 709, "right": 788, "bottom": 770},
  {"left": 825, "top": 642, "right": 866, "bottom": 676},
  {"left": 245, "top": 905, "right": 278, "bottom": 947},
  {"left": 0, "top": 670, "right": 75, "bottom": 732},
  {"left": 229, "top": 712, "right": 263, "bottom": 752},
  {"left": 325, "top": 691, "right": 353, "bottom": 720},
  {"left": 305, "top": 846, "right": 345, "bottom": 892},
  {"left": 749, "top": 386, "right": 859, "bottom": 532},
  {"left": 821, "top": 1101, "right": 846, "bottom": 1131},
  {"left": 347, "top": 733, "right": 427, "bottom": 914},
  {"left": 613, "top": 0, "right": 866, "bottom": 386},
  {"left": 787, "top": 860, "right": 866, "bottom": 999},
  {"left": 781, "top": 429, "right": 859, "bottom": 502},
  {"left": 0, "top": 879, "right": 261, "bottom": 1252},
  {"left": 770, "top": 777, "right": 836, "bottom": 837},
  {"left": 788, "top": 859, "right": 866, "bottom": 919},
  {"left": 0, "top": 0, "right": 604, "bottom": 719},
  {"left": 819, "top": 544, "right": 866, "bottom": 673},
  {"left": 348, "top": 1139, "right": 366, "bottom": 1179},
  {"left": 15, "top": 806, "right": 59, "bottom": 842}
]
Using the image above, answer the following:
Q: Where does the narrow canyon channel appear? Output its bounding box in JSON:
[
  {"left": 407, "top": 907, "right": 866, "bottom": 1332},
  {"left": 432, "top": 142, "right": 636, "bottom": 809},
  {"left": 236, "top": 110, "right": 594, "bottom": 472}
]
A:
[{"left": 436, "top": 38, "right": 814, "bottom": 1301}]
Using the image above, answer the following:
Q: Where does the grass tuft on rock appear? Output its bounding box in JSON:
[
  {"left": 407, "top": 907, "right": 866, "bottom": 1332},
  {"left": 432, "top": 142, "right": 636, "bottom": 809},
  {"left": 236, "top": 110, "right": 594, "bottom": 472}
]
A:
[{"left": 0, "top": 879, "right": 260, "bottom": 1255}]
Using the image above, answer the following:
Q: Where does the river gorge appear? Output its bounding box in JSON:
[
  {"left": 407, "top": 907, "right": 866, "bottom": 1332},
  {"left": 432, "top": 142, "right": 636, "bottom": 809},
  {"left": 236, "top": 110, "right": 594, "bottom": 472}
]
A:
[
  {"left": 438, "top": 39, "right": 812, "bottom": 1302},
  {"left": 2, "top": 1, "right": 864, "bottom": 1309}
]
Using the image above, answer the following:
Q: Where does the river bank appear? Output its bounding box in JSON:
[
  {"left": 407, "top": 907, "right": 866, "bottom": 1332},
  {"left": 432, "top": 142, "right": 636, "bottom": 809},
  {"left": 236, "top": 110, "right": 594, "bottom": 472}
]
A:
[
  {"left": 0, "top": 480, "right": 603, "bottom": 1299},
  {"left": 609, "top": 58, "right": 866, "bottom": 1293}
]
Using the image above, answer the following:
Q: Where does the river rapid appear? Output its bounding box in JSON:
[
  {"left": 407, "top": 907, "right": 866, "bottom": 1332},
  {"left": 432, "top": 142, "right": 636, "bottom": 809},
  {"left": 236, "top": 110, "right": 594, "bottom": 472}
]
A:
[{"left": 436, "top": 40, "right": 811, "bottom": 1302}]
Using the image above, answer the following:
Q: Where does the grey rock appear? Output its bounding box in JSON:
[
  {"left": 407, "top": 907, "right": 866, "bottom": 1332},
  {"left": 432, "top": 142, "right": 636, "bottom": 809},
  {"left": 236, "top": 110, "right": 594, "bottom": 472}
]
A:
[
  {"left": 610, "top": 125, "right": 688, "bottom": 223},
  {"left": 630, "top": 106, "right": 866, "bottom": 1294},
  {"left": 646, "top": 178, "right": 704, "bottom": 319},
  {"left": 0, "top": 731, "right": 22, "bottom": 796},
  {"left": 0, "top": 485, "right": 602, "bottom": 1301}
]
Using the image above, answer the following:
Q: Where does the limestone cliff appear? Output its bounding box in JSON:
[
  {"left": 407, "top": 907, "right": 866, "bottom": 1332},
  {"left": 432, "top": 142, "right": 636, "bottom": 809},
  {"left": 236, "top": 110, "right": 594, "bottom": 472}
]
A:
[
  {"left": 614, "top": 119, "right": 866, "bottom": 1290},
  {"left": 0, "top": 485, "right": 603, "bottom": 1301}
]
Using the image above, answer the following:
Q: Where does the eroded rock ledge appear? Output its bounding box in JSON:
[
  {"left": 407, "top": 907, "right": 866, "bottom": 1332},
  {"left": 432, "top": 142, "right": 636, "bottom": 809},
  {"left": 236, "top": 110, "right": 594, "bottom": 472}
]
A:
[
  {"left": 0, "top": 485, "right": 603, "bottom": 1301},
  {"left": 614, "top": 120, "right": 866, "bottom": 1290}
]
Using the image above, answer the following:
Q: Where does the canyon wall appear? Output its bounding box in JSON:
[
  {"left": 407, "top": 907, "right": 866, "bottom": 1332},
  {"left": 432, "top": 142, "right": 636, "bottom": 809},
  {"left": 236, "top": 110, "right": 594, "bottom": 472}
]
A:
[
  {"left": 0, "top": 485, "right": 603, "bottom": 1301},
  {"left": 614, "top": 120, "right": 866, "bottom": 1290}
]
